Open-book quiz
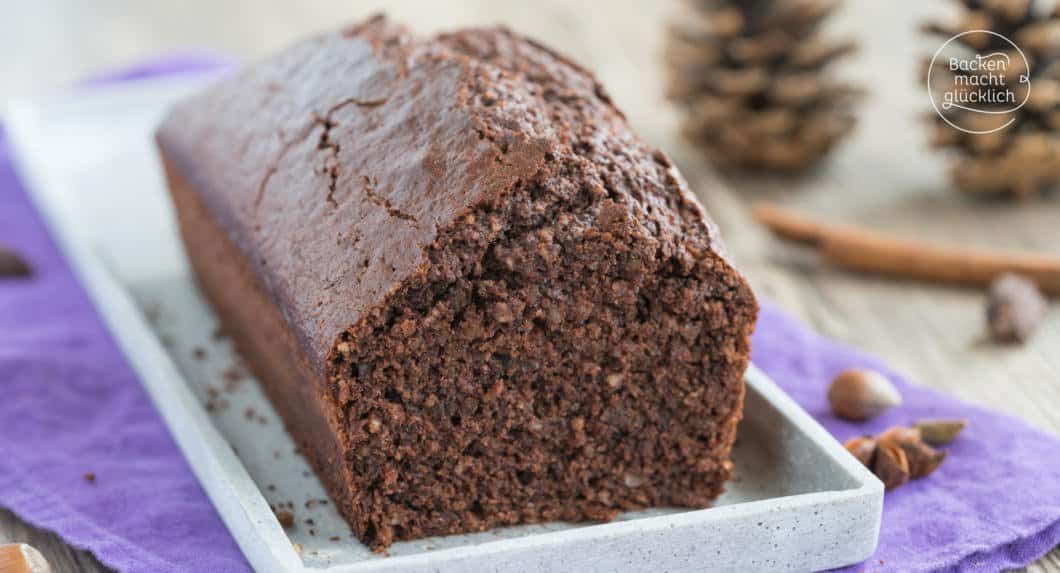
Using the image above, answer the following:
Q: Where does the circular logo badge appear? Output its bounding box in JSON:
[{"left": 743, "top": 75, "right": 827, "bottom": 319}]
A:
[{"left": 927, "top": 30, "right": 1031, "bottom": 135}]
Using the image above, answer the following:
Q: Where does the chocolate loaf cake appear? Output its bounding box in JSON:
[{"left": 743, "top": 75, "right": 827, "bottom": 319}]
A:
[{"left": 157, "top": 15, "right": 757, "bottom": 549}]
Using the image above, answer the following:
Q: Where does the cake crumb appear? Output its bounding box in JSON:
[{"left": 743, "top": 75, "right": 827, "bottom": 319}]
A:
[
  {"left": 205, "top": 397, "right": 230, "bottom": 413},
  {"left": 222, "top": 365, "right": 246, "bottom": 391},
  {"left": 329, "top": 536, "right": 340, "bottom": 542},
  {"left": 492, "top": 302, "right": 515, "bottom": 323},
  {"left": 143, "top": 304, "right": 162, "bottom": 325},
  {"left": 192, "top": 347, "right": 207, "bottom": 360},
  {"left": 276, "top": 510, "right": 295, "bottom": 529},
  {"left": 83, "top": 472, "right": 96, "bottom": 484}
]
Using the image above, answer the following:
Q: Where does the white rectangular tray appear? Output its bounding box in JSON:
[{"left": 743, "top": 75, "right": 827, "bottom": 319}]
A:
[{"left": 5, "top": 75, "right": 883, "bottom": 573}]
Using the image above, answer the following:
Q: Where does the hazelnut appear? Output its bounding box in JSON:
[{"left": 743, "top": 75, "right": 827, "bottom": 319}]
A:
[
  {"left": 986, "top": 273, "right": 1045, "bottom": 344},
  {"left": 827, "top": 368, "right": 902, "bottom": 421}
]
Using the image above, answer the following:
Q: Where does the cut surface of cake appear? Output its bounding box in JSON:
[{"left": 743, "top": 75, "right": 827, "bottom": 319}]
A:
[{"left": 157, "top": 15, "right": 758, "bottom": 549}]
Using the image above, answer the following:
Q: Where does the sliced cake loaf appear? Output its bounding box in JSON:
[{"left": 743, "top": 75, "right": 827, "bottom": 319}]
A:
[{"left": 157, "top": 15, "right": 758, "bottom": 549}]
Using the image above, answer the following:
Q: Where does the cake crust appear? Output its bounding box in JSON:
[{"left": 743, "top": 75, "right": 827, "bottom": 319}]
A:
[{"left": 158, "top": 15, "right": 758, "bottom": 549}]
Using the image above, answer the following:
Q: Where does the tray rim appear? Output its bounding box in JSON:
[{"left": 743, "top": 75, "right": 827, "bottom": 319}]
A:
[{"left": 5, "top": 81, "right": 883, "bottom": 573}]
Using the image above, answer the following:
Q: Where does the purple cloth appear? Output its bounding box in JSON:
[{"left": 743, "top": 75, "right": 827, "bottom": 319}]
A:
[
  {"left": 754, "top": 301, "right": 1060, "bottom": 572},
  {"left": 1, "top": 60, "right": 1059, "bottom": 573},
  {"left": 0, "top": 59, "right": 251, "bottom": 573}
]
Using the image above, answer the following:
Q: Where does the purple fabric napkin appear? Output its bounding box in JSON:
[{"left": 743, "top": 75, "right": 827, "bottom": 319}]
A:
[
  {"left": 0, "top": 58, "right": 251, "bottom": 573},
  {"left": 2, "top": 60, "right": 1060, "bottom": 573}
]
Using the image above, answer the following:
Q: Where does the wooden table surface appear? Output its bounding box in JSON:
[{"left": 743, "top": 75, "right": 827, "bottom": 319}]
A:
[{"left": 2, "top": 1, "right": 1058, "bottom": 571}]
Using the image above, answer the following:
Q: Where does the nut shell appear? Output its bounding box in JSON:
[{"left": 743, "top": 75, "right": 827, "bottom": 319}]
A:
[
  {"left": 877, "top": 425, "right": 921, "bottom": 445},
  {"left": 843, "top": 436, "right": 877, "bottom": 467},
  {"left": 874, "top": 442, "right": 910, "bottom": 490},
  {"left": 878, "top": 425, "right": 947, "bottom": 479},
  {"left": 915, "top": 418, "right": 967, "bottom": 445},
  {"left": 905, "top": 443, "right": 947, "bottom": 479}
]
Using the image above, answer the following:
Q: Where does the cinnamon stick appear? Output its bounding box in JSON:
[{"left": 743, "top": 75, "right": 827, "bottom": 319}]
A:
[
  {"left": 752, "top": 201, "right": 1060, "bottom": 295},
  {"left": 750, "top": 201, "right": 837, "bottom": 245}
]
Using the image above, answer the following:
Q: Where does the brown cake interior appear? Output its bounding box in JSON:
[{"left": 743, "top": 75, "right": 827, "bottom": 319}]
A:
[{"left": 325, "top": 155, "right": 755, "bottom": 547}]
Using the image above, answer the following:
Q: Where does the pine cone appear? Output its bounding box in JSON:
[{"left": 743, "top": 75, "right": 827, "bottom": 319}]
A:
[
  {"left": 666, "top": 0, "right": 862, "bottom": 172},
  {"left": 924, "top": 0, "right": 1060, "bottom": 199}
]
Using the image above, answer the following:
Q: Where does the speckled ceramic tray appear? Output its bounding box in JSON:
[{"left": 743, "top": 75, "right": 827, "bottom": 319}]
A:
[{"left": 6, "top": 75, "right": 883, "bottom": 573}]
